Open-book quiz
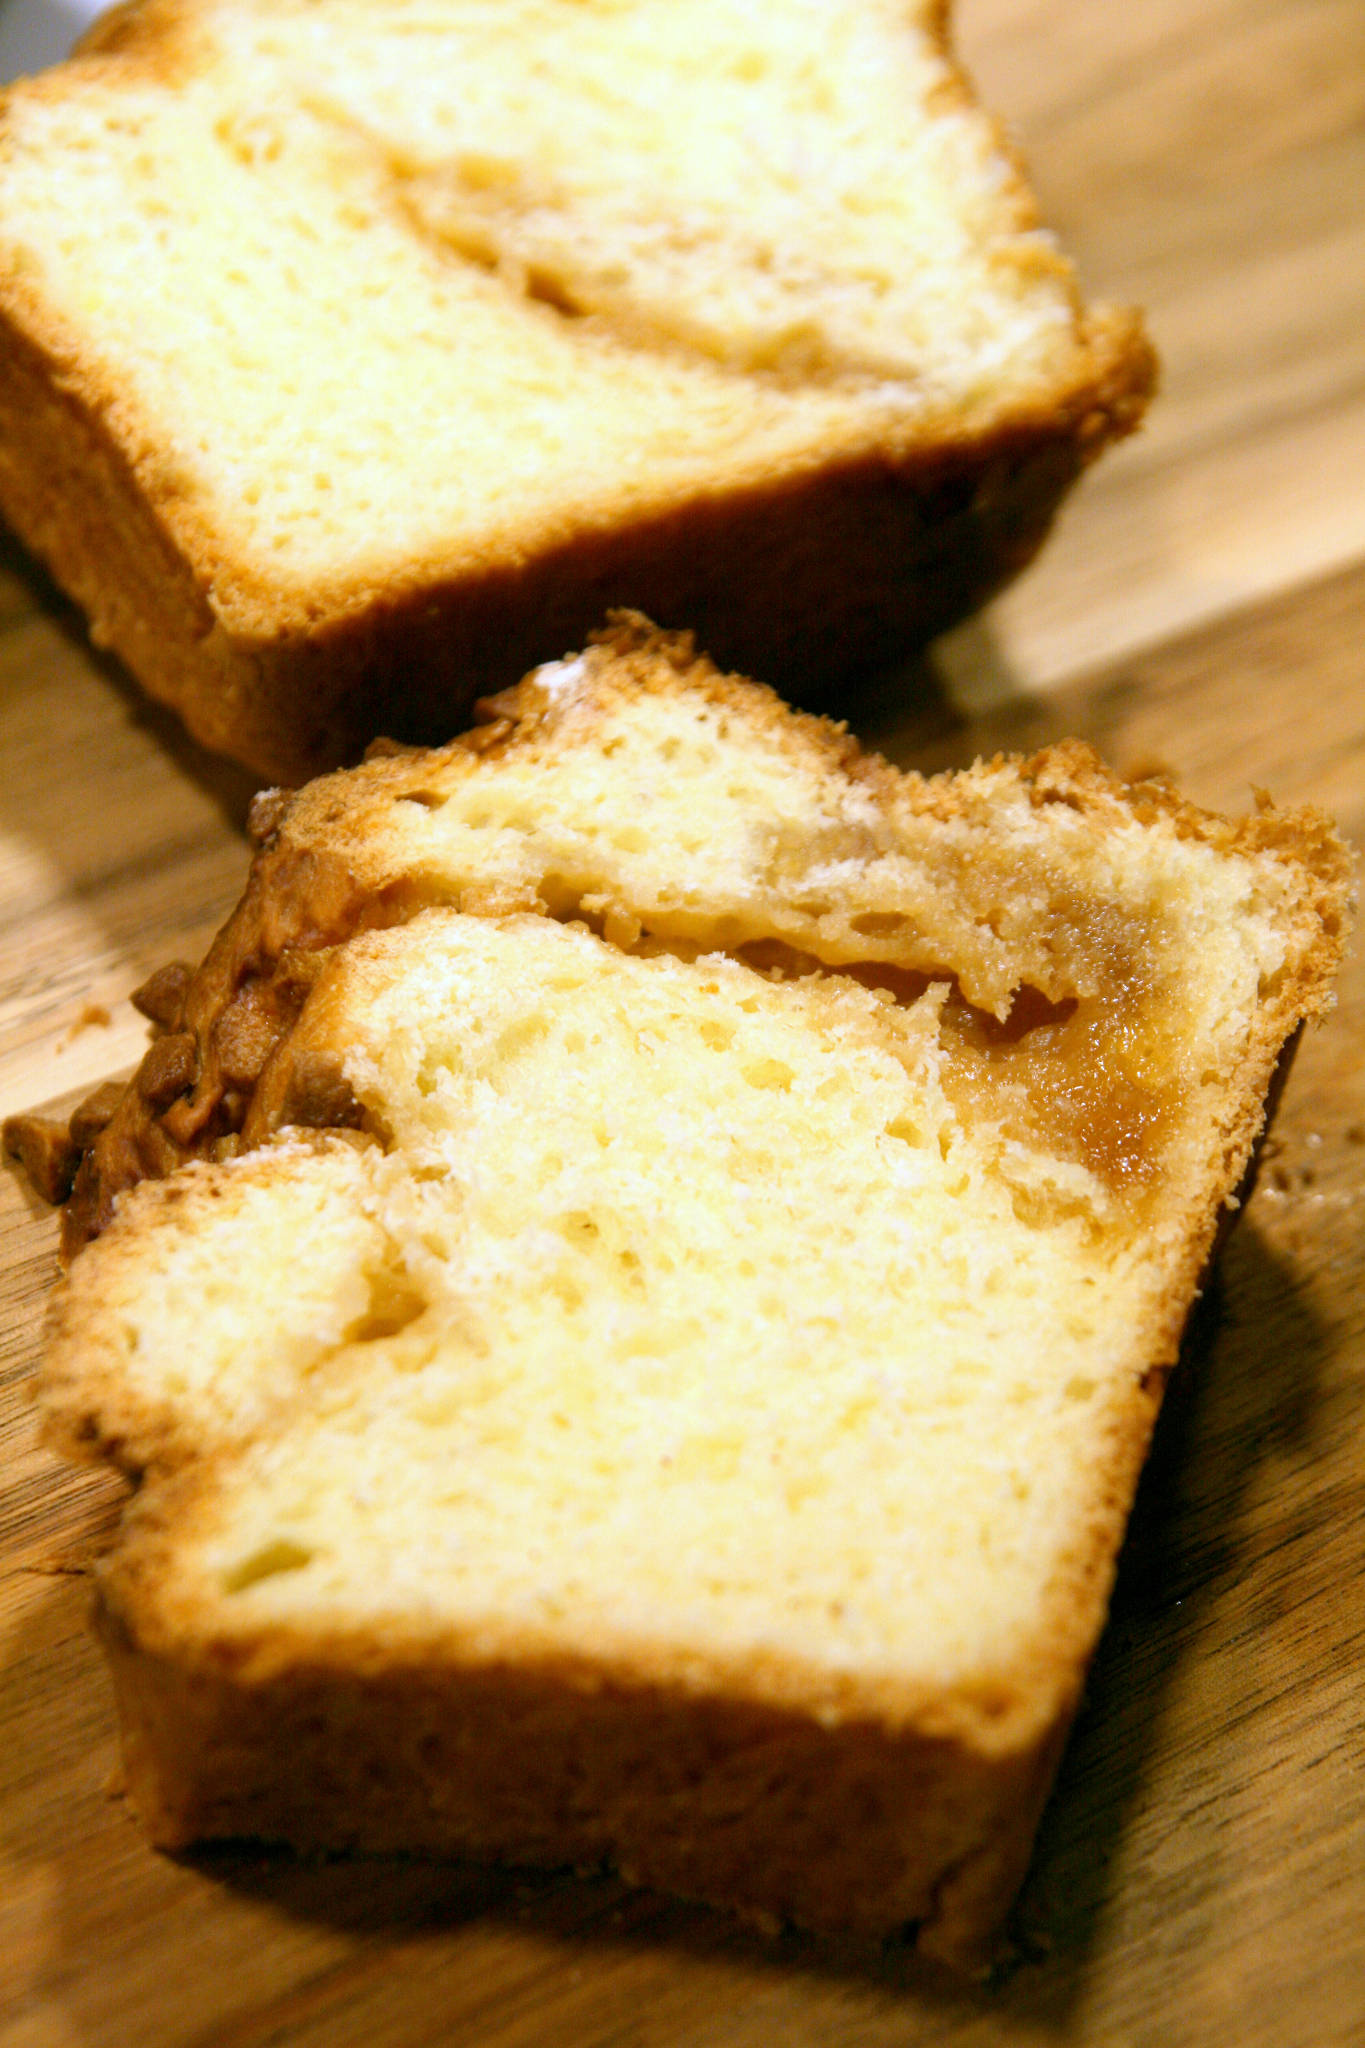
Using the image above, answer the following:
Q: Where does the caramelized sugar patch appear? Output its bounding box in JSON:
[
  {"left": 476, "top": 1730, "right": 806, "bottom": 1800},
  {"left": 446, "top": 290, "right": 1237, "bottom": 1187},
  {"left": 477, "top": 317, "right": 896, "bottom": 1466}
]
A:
[
  {"left": 936, "top": 899, "right": 1179, "bottom": 1194},
  {"left": 736, "top": 913, "right": 1181, "bottom": 1198}
]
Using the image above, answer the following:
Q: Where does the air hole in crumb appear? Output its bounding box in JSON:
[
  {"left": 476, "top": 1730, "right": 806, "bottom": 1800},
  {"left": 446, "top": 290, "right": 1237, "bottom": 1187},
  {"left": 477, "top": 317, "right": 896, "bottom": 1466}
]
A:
[
  {"left": 742, "top": 1057, "right": 794, "bottom": 1092},
  {"left": 524, "top": 265, "right": 586, "bottom": 317},
  {"left": 223, "top": 1538, "right": 315, "bottom": 1593},
  {"left": 943, "top": 983, "right": 1078, "bottom": 1048},
  {"left": 345, "top": 1264, "right": 427, "bottom": 1342},
  {"left": 559, "top": 1210, "right": 600, "bottom": 1244}
]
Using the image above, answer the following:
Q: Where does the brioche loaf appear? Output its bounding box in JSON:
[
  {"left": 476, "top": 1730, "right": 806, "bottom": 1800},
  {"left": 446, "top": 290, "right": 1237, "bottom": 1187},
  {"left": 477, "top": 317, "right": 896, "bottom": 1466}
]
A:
[
  {"left": 0, "top": 0, "right": 1152, "bottom": 782},
  {"left": 37, "top": 620, "right": 1352, "bottom": 1967}
]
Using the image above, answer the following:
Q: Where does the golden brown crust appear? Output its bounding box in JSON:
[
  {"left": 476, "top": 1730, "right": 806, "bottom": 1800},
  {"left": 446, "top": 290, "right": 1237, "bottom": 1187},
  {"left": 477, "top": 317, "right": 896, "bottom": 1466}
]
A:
[
  {"left": 2, "top": 1108, "right": 80, "bottom": 1203},
  {"left": 62, "top": 843, "right": 374, "bottom": 1251},
  {"left": 92, "top": 1581, "right": 1066, "bottom": 1962},
  {"left": 70, "top": 0, "right": 208, "bottom": 73}
]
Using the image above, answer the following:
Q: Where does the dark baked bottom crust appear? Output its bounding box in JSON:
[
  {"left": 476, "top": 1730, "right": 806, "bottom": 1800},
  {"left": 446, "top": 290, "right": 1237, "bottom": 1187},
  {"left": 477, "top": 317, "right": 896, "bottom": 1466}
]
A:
[
  {"left": 96, "top": 1587, "right": 1074, "bottom": 1970},
  {"left": 0, "top": 285, "right": 1153, "bottom": 786}
]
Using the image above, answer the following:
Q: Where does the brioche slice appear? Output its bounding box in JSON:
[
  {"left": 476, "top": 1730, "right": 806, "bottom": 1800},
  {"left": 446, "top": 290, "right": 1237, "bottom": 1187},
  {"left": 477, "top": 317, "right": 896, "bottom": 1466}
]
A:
[
  {"left": 40, "top": 620, "right": 1351, "bottom": 1968},
  {"left": 0, "top": 0, "right": 1151, "bottom": 782}
]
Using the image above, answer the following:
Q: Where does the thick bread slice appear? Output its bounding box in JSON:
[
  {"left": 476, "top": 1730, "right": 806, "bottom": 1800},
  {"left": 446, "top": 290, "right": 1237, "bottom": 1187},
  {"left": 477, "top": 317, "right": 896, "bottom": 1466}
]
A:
[
  {"left": 0, "top": 0, "right": 1151, "bottom": 781},
  {"left": 40, "top": 619, "right": 1352, "bottom": 1968}
]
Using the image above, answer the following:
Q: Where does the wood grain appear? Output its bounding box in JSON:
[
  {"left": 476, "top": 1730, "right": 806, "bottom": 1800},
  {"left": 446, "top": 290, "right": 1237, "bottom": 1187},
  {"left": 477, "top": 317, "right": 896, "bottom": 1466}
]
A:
[
  {"left": 944, "top": 0, "right": 1365, "bottom": 696},
  {"left": 3, "top": 3, "right": 1363, "bottom": 2043}
]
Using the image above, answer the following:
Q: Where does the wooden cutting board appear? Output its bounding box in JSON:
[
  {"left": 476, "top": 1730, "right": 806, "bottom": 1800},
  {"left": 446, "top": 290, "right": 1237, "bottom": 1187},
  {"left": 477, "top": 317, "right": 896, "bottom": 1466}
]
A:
[{"left": 3, "top": 3, "right": 1363, "bottom": 2042}]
